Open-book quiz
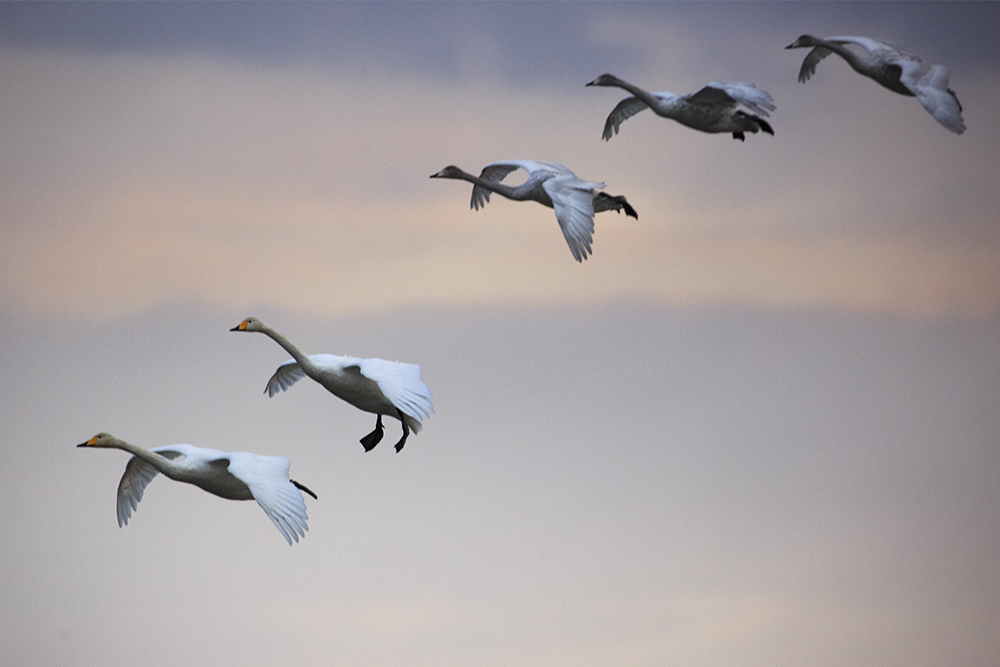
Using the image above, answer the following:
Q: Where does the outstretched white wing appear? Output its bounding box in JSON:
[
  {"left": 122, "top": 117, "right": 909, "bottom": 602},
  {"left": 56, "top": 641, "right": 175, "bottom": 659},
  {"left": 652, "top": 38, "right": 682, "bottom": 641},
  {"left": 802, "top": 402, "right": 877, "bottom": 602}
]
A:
[
  {"left": 699, "top": 82, "right": 776, "bottom": 116},
  {"left": 897, "top": 59, "right": 965, "bottom": 134},
  {"left": 116, "top": 446, "right": 186, "bottom": 528},
  {"left": 470, "top": 160, "right": 549, "bottom": 210},
  {"left": 226, "top": 452, "right": 311, "bottom": 546},
  {"left": 354, "top": 357, "right": 435, "bottom": 429},
  {"left": 543, "top": 174, "right": 602, "bottom": 263},
  {"left": 601, "top": 94, "right": 676, "bottom": 140},
  {"left": 264, "top": 359, "right": 307, "bottom": 397}
]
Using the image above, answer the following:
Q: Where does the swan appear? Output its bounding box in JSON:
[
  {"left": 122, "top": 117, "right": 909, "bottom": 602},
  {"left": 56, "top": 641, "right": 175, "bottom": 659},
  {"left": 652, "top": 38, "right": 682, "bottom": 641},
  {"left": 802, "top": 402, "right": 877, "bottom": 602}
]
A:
[
  {"left": 78, "top": 432, "right": 316, "bottom": 545},
  {"left": 430, "top": 160, "right": 638, "bottom": 262},
  {"left": 785, "top": 35, "right": 965, "bottom": 134},
  {"left": 230, "top": 317, "right": 433, "bottom": 452},
  {"left": 585, "top": 73, "right": 775, "bottom": 141}
]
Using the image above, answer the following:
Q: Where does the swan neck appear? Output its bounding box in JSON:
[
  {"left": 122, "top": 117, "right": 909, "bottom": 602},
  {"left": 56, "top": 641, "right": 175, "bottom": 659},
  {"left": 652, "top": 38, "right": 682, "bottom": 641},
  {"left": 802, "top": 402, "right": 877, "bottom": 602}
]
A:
[
  {"left": 113, "top": 439, "right": 185, "bottom": 478},
  {"left": 607, "top": 77, "right": 660, "bottom": 107},
  {"left": 261, "top": 325, "right": 315, "bottom": 370},
  {"left": 820, "top": 40, "right": 866, "bottom": 72},
  {"left": 464, "top": 172, "right": 522, "bottom": 200}
]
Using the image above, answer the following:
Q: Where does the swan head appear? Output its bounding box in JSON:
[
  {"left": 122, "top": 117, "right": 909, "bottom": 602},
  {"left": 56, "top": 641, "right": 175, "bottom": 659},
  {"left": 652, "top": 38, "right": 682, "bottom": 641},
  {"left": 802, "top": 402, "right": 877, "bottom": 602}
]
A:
[
  {"left": 786, "top": 35, "right": 819, "bottom": 49},
  {"left": 585, "top": 74, "right": 623, "bottom": 88},
  {"left": 230, "top": 316, "right": 265, "bottom": 333},
  {"left": 77, "top": 432, "right": 119, "bottom": 448},
  {"left": 429, "top": 165, "right": 466, "bottom": 180}
]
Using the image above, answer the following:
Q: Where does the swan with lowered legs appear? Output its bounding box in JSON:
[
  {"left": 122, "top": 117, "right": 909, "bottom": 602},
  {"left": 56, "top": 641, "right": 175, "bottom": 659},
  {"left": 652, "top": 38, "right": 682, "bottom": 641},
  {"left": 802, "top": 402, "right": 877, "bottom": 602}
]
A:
[
  {"left": 231, "top": 317, "right": 433, "bottom": 453},
  {"left": 78, "top": 432, "right": 316, "bottom": 545},
  {"left": 785, "top": 34, "right": 965, "bottom": 134}
]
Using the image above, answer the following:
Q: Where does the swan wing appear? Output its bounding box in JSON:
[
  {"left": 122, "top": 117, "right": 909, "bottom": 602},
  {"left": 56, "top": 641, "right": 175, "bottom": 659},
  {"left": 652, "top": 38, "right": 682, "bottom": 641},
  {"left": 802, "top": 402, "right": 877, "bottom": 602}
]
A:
[
  {"left": 601, "top": 96, "right": 650, "bottom": 140},
  {"left": 542, "top": 175, "right": 600, "bottom": 262},
  {"left": 471, "top": 160, "right": 542, "bottom": 210},
  {"left": 354, "top": 357, "right": 435, "bottom": 425},
  {"left": 265, "top": 354, "right": 343, "bottom": 397},
  {"left": 823, "top": 36, "right": 899, "bottom": 55},
  {"left": 264, "top": 359, "right": 307, "bottom": 397},
  {"left": 797, "top": 45, "right": 834, "bottom": 83},
  {"left": 796, "top": 37, "right": 891, "bottom": 83},
  {"left": 116, "top": 446, "right": 186, "bottom": 528},
  {"left": 700, "top": 82, "right": 776, "bottom": 116},
  {"left": 226, "top": 453, "right": 310, "bottom": 545},
  {"left": 896, "top": 59, "right": 965, "bottom": 134}
]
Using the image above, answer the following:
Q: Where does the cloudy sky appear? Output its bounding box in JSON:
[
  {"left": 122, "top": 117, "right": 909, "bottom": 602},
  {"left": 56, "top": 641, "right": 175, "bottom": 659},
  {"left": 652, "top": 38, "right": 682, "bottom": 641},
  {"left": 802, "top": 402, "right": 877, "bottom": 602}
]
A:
[{"left": 1, "top": 2, "right": 998, "bottom": 666}]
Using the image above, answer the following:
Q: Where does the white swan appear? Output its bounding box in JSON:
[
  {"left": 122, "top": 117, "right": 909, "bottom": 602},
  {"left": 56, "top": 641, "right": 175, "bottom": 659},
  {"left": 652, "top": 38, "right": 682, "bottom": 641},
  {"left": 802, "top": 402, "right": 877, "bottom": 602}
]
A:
[
  {"left": 231, "top": 317, "right": 433, "bottom": 452},
  {"left": 430, "top": 160, "right": 638, "bottom": 262},
  {"left": 786, "top": 35, "right": 965, "bottom": 134},
  {"left": 585, "top": 73, "right": 775, "bottom": 141},
  {"left": 78, "top": 432, "right": 316, "bottom": 545}
]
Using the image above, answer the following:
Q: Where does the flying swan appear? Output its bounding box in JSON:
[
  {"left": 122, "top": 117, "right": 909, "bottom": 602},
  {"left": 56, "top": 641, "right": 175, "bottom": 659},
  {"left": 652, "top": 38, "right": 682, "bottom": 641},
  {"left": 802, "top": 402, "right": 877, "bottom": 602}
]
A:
[
  {"left": 78, "top": 432, "right": 316, "bottom": 545},
  {"left": 785, "top": 35, "right": 965, "bottom": 134},
  {"left": 231, "top": 317, "right": 433, "bottom": 452},
  {"left": 430, "top": 160, "right": 638, "bottom": 262},
  {"left": 585, "top": 73, "right": 776, "bottom": 141}
]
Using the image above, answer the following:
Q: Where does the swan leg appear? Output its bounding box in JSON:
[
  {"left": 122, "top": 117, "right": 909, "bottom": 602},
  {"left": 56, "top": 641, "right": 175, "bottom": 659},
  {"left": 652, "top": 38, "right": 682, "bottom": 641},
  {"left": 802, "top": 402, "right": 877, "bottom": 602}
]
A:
[
  {"left": 393, "top": 411, "right": 410, "bottom": 453},
  {"left": 732, "top": 131, "right": 746, "bottom": 141},
  {"left": 360, "top": 414, "right": 384, "bottom": 452}
]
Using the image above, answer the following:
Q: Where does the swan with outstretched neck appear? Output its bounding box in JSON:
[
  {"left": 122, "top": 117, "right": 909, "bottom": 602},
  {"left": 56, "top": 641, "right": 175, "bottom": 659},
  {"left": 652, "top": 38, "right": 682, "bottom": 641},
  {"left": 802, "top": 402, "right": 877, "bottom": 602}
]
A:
[
  {"left": 430, "top": 159, "right": 638, "bottom": 262},
  {"left": 785, "top": 34, "right": 965, "bottom": 134},
  {"left": 78, "top": 432, "right": 316, "bottom": 545},
  {"left": 585, "top": 73, "right": 775, "bottom": 141},
  {"left": 230, "top": 317, "right": 433, "bottom": 452}
]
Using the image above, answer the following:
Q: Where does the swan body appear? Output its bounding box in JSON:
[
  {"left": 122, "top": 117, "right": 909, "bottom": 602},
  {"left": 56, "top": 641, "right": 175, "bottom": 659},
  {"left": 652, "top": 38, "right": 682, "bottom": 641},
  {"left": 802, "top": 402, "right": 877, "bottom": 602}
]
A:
[
  {"left": 78, "top": 432, "right": 315, "bottom": 545},
  {"left": 785, "top": 35, "right": 965, "bottom": 134},
  {"left": 586, "top": 73, "right": 775, "bottom": 141},
  {"left": 231, "top": 317, "right": 433, "bottom": 452},
  {"left": 430, "top": 160, "right": 638, "bottom": 262}
]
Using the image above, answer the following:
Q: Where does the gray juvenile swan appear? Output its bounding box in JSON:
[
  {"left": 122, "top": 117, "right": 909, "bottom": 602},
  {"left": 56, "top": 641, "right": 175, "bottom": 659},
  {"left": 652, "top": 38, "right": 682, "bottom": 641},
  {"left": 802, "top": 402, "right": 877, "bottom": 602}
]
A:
[
  {"left": 586, "top": 73, "right": 775, "bottom": 141},
  {"left": 786, "top": 35, "right": 965, "bottom": 134},
  {"left": 430, "top": 160, "right": 638, "bottom": 262},
  {"left": 78, "top": 432, "right": 316, "bottom": 545},
  {"left": 231, "top": 317, "right": 433, "bottom": 453}
]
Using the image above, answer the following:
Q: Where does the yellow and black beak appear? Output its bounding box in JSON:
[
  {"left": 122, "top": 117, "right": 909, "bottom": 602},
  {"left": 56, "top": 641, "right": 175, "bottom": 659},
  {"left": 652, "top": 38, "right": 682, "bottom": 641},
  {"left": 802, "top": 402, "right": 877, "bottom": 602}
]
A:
[
  {"left": 230, "top": 320, "right": 249, "bottom": 332},
  {"left": 77, "top": 435, "right": 99, "bottom": 447}
]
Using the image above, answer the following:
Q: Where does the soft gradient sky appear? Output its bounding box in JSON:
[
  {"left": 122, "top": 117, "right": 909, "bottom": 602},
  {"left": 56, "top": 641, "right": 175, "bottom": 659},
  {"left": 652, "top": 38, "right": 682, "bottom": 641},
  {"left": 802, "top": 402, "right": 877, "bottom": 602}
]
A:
[{"left": 2, "top": 3, "right": 998, "bottom": 666}]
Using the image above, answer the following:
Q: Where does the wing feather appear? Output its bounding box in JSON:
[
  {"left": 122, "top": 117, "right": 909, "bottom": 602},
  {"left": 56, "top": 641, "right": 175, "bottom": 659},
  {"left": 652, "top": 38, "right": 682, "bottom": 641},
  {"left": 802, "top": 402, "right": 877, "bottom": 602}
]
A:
[
  {"left": 226, "top": 453, "right": 311, "bottom": 546},
  {"left": 116, "top": 447, "right": 185, "bottom": 528},
  {"left": 543, "top": 176, "right": 599, "bottom": 262},
  {"left": 701, "top": 82, "right": 776, "bottom": 116},
  {"left": 264, "top": 359, "right": 307, "bottom": 397},
  {"left": 897, "top": 60, "right": 966, "bottom": 134},
  {"left": 355, "top": 358, "right": 434, "bottom": 429},
  {"left": 601, "top": 96, "right": 650, "bottom": 140}
]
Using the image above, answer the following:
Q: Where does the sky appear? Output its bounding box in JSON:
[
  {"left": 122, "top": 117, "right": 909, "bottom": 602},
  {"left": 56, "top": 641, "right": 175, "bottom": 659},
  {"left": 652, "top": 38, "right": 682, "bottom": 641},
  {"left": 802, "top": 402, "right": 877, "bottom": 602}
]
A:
[{"left": 1, "top": 2, "right": 998, "bottom": 666}]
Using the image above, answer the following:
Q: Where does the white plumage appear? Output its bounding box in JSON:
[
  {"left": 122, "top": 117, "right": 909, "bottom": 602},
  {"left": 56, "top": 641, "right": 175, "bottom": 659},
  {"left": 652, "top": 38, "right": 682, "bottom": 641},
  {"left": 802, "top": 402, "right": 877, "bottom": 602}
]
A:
[
  {"left": 232, "top": 317, "right": 434, "bottom": 452},
  {"left": 79, "top": 433, "right": 315, "bottom": 545}
]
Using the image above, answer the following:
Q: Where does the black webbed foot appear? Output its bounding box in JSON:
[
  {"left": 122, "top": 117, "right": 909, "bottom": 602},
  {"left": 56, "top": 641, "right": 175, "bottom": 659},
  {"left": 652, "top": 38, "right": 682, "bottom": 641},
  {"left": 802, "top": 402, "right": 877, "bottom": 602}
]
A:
[
  {"left": 360, "top": 414, "right": 384, "bottom": 452},
  {"left": 393, "top": 411, "right": 410, "bottom": 452},
  {"left": 732, "top": 131, "right": 745, "bottom": 141}
]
